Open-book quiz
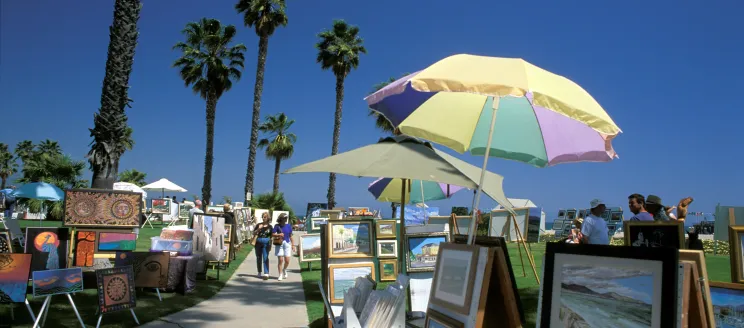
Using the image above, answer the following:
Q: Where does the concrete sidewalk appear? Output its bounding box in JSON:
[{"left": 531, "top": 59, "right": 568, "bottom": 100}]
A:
[{"left": 143, "top": 249, "right": 309, "bottom": 328}]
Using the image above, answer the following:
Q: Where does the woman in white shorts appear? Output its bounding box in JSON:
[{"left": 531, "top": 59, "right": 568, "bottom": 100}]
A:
[{"left": 271, "top": 213, "right": 293, "bottom": 281}]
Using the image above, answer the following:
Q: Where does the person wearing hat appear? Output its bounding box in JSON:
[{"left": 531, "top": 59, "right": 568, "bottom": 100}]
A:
[
  {"left": 582, "top": 199, "right": 610, "bottom": 245},
  {"left": 645, "top": 195, "right": 672, "bottom": 221}
]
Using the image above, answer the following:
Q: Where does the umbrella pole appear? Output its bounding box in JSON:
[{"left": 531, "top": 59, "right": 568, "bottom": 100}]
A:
[
  {"left": 467, "top": 97, "right": 500, "bottom": 245},
  {"left": 420, "top": 180, "right": 427, "bottom": 222}
]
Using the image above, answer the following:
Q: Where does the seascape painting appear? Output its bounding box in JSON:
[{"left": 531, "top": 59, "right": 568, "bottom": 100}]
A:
[
  {"left": 159, "top": 229, "right": 194, "bottom": 241},
  {"left": 96, "top": 266, "right": 136, "bottom": 313},
  {"left": 330, "top": 264, "right": 374, "bottom": 303},
  {"left": 558, "top": 264, "right": 653, "bottom": 327},
  {"left": 407, "top": 234, "right": 447, "bottom": 272},
  {"left": 63, "top": 189, "right": 142, "bottom": 227},
  {"left": 115, "top": 252, "right": 170, "bottom": 288},
  {"left": 74, "top": 231, "right": 96, "bottom": 267},
  {"left": 152, "top": 198, "right": 171, "bottom": 214},
  {"left": 305, "top": 202, "right": 328, "bottom": 219},
  {"left": 710, "top": 284, "right": 744, "bottom": 328},
  {"left": 329, "top": 222, "right": 372, "bottom": 257},
  {"left": 299, "top": 234, "right": 321, "bottom": 262},
  {"left": 25, "top": 227, "right": 70, "bottom": 271},
  {"left": 32, "top": 267, "right": 83, "bottom": 297},
  {"left": 97, "top": 232, "right": 137, "bottom": 251},
  {"left": 0, "top": 231, "right": 12, "bottom": 253},
  {"left": 0, "top": 253, "right": 32, "bottom": 303}
]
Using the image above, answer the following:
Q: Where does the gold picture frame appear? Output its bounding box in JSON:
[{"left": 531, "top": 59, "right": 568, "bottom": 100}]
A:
[
  {"left": 328, "top": 262, "right": 375, "bottom": 304},
  {"left": 425, "top": 308, "right": 465, "bottom": 328},
  {"left": 679, "top": 249, "right": 715, "bottom": 328},
  {"left": 623, "top": 220, "right": 685, "bottom": 249},
  {"left": 429, "top": 243, "right": 479, "bottom": 315},
  {"left": 729, "top": 225, "right": 744, "bottom": 284},
  {"left": 299, "top": 234, "right": 321, "bottom": 262},
  {"left": 375, "top": 220, "right": 397, "bottom": 239},
  {"left": 319, "top": 210, "right": 343, "bottom": 220},
  {"left": 379, "top": 259, "right": 398, "bottom": 282},
  {"left": 326, "top": 220, "right": 373, "bottom": 259}
]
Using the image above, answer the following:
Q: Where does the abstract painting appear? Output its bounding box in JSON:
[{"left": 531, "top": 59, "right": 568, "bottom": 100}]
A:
[
  {"left": 63, "top": 189, "right": 142, "bottom": 227},
  {"left": 328, "top": 263, "right": 375, "bottom": 304},
  {"left": 0, "top": 231, "right": 12, "bottom": 253},
  {"left": 159, "top": 229, "right": 194, "bottom": 241},
  {"left": 709, "top": 281, "right": 744, "bottom": 328},
  {"left": 96, "top": 232, "right": 136, "bottom": 252},
  {"left": 96, "top": 266, "right": 136, "bottom": 313},
  {"left": 114, "top": 252, "right": 170, "bottom": 288},
  {"left": 74, "top": 231, "right": 96, "bottom": 267},
  {"left": 305, "top": 202, "right": 328, "bottom": 219},
  {"left": 0, "top": 253, "right": 32, "bottom": 303},
  {"left": 379, "top": 259, "right": 397, "bottom": 282},
  {"left": 299, "top": 234, "right": 321, "bottom": 262},
  {"left": 151, "top": 198, "right": 171, "bottom": 214},
  {"left": 406, "top": 232, "right": 448, "bottom": 272},
  {"left": 32, "top": 267, "right": 83, "bottom": 297},
  {"left": 377, "top": 240, "right": 397, "bottom": 258},
  {"left": 624, "top": 221, "right": 685, "bottom": 249},
  {"left": 25, "top": 227, "right": 70, "bottom": 271},
  {"left": 327, "top": 221, "right": 373, "bottom": 259}
]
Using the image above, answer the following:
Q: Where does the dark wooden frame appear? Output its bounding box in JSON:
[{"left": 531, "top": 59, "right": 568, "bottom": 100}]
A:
[
  {"left": 623, "top": 220, "right": 685, "bottom": 249},
  {"left": 728, "top": 225, "right": 744, "bottom": 283},
  {"left": 405, "top": 232, "right": 448, "bottom": 273},
  {"left": 425, "top": 308, "right": 464, "bottom": 328},
  {"left": 63, "top": 188, "right": 143, "bottom": 228},
  {"left": 429, "top": 243, "right": 479, "bottom": 315}
]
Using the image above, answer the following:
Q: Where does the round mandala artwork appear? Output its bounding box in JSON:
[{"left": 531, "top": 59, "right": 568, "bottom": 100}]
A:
[
  {"left": 106, "top": 276, "right": 127, "bottom": 302},
  {"left": 110, "top": 199, "right": 134, "bottom": 220},
  {"left": 73, "top": 197, "right": 97, "bottom": 219}
]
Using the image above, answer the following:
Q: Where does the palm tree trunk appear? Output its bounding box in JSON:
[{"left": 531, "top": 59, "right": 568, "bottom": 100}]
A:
[
  {"left": 202, "top": 90, "right": 218, "bottom": 209},
  {"left": 327, "top": 74, "right": 345, "bottom": 208},
  {"left": 245, "top": 34, "right": 270, "bottom": 204},
  {"left": 1, "top": 177, "right": 6, "bottom": 189},
  {"left": 273, "top": 157, "right": 281, "bottom": 194}
]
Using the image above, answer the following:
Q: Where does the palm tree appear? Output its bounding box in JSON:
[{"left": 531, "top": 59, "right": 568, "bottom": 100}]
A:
[
  {"left": 249, "top": 191, "right": 296, "bottom": 221},
  {"left": 118, "top": 168, "right": 147, "bottom": 186},
  {"left": 223, "top": 195, "right": 232, "bottom": 204},
  {"left": 15, "top": 140, "right": 35, "bottom": 165},
  {"left": 37, "top": 139, "right": 62, "bottom": 155},
  {"left": 235, "top": 0, "right": 288, "bottom": 204},
  {"left": 257, "top": 113, "right": 296, "bottom": 193},
  {"left": 0, "top": 143, "right": 18, "bottom": 189},
  {"left": 17, "top": 153, "right": 88, "bottom": 220},
  {"left": 88, "top": 0, "right": 142, "bottom": 189},
  {"left": 315, "top": 19, "right": 366, "bottom": 208},
  {"left": 173, "top": 18, "right": 246, "bottom": 209}
]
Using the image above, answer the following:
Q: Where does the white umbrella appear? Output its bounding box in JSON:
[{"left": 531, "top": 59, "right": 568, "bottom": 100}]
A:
[
  {"left": 141, "top": 178, "right": 187, "bottom": 198},
  {"left": 113, "top": 182, "right": 147, "bottom": 200}
]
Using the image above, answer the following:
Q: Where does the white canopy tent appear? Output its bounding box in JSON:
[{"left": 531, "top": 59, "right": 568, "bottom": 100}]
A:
[
  {"left": 113, "top": 182, "right": 147, "bottom": 200},
  {"left": 492, "top": 197, "right": 547, "bottom": 238},
  {"left": 141, "top": 178, "right": 187, "bottom": 198}
]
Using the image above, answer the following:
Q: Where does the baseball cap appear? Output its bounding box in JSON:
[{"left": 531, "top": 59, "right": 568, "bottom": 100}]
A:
[{"left": 590, "top": 199, "right": 605, "bottom": 209}]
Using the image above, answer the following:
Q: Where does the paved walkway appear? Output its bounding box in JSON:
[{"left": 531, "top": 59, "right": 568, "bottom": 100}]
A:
[{"left": 143, "top": 249, "right": 309, "bottom": 328}]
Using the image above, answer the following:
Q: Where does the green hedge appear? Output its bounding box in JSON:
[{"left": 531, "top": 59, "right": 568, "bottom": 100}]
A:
[{"left": 537, "top": 234, "right": 730, "bottom": 255}]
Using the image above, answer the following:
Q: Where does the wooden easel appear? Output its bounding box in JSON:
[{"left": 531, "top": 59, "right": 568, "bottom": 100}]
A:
[{"left": 499, "top": 210, "right": 540, "bottom": 284}]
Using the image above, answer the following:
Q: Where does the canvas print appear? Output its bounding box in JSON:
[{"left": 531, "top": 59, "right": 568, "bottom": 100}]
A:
[
  {"left": 709, "top": 282, "right": 744, "bottom": 328},
  {"left": 431, "top": 243, "right": 479, "bottom": 314},
  {"left": 348, "top": 207, "right": 371, "bottom": 216},
  {"left": 74, "top": 231, "right": 96, "bottom": 267},
  {"left": 566, "top": 209, "right": 577, "bottom": 221},
  {"left": 115, "top": 252, "right": 170, "bottom": 288},
  {"left": 0, "top": 231, "right": 12, "bottom": 253},
  {"left": 32, "top": 267, "right": 83, "bottom": 297},
  {"left": 406, "top": 233, "right": 448, "bottom": 272},
  {"left": 376, "top": 220, "right": 396, "bottom": 239},
  {"left": 527, "top": 208, "right": 542, "bottom": 243},
  {"left": 299, "top": 234, "right": 321, "bottom": 262},
  {"left": 96, "top": 266, "right": 136, "bottom": 313},
  {"left": 159, "top": 229, "right": 194, "bottom": 241},
  {"left": 151, "top": 198, "right": 171, "bottom": 214},
  {"left": 327, "top": 221, "right": 373, "bottom": 258},
  {"left": 379, "top": 259, "right": 397, "bottom": 282},
  {"left": 191, "top": 214, "right": 225, "bottom": 260},
  {"left": 558, "top": 209, "right": 566, "bottom": 218},
  {"left": 25, "top": 227, "right": 70, "bottom": 271},
  {"left": 329, "top": 263, "right": 375, "bottom": 304},
  {"left": 64, "top": 189, "right": 142, "bottom": 227},
  {"left": 206, "top": 205, "right": 223, "bottom": 213},
  {"left": 624, "top": 221, "right": 684, "bottom": 249},
  {"left": 552, "top": 220, "right": 564, "bottom": 231},
  {"left": 377, "top": 240, "right": 397, "bottom": 258},
  {"left": 223, "top": 224, "right": 232, "bottom": 242},
  {"left": 306, "top": 202, "right": 328, "bottom": 219},
  {"left": 0, "top": 253, "right": 32, "bottom": 303},
  {"left": 178, "top": 203, "right": 193, "bottom": 219},
  {"left": 97, "top": 232, "right": 136, "bottom": 252}
]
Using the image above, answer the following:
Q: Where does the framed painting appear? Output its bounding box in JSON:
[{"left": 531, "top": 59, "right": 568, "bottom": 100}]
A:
[
  {"left": 305, "top": 202, "right": 328, "bottom": 219},
  {"left": 429, "top": 243, "right": 479, "bottom": 314},
  {"left": 405, "top": 232, "right": 449, "bottom": 272},
  {"left": 376, "top": 220, "right": 397, "bottom": 239},
  {"left": 623, "top": 221, "right": 684, "bottom": 249},
  {"left": 348, "top": 207, "right": 371, "bottom": 216},
  {"left": 95, "top": 231, "right": 136, "bottom": 253},
  {"left": 0, "top": 253, "right": 32, "bottom": 303},
  {"left": 425, "top": 308, "right": 465, "bottom": 328},
  {"left": 729, "top": 225, "right": 744, "bottom": 284},
  {"left": 224, "top": 224, "right": 233, "bottom": 243},
  {"left": 63, "top": 189, "right": 142, "bottom": 227},
  {"left": 73, "top": 230, "right": 96, "bottom": 267},
  {"left": 192, "top": 213, "right": 225, "bottom": 260},
  {"left": 557, "top": 209, "right": 566, "bottom": 218},
  {"left": 709, "top": 281, "right": 744, "bottom": 327},
  {"left": 234, "top": 202, "right": 244, "bottom": 209},
  {"left": 326, "top": 220, "right": 373, "bottom": 259},
  {"left": 610, "top": 211, "right": 623, "bottom": 222},
  {"left": 0, "top": 230, "right": 12, "bottom": 253},
  {"left": 376, "top": 240, "right": 398, "bottom": 258},
  {"left": 32, "top": 267, "right": 83, "bottom": 297},
  {"left": 159, "top": 229, "right": 194, "bottom": 241},
  {"left": 328, "top": 262, "right": 375, "bottom": 304},
  {"left": 222, "top": 244, "right": 231, "bottom": 264},
  {"left": 96, "top": 266, "right": 136, "bottom": 314},
  {"left": 607, "top": 223, "right": 617, "bottom": 237},
  {"left": 565, "top": 209, "right": 577, "bottom": 221},
  {"left": 178, "top": 203, "right": 193, "bottom": 219},
  {"left": 552, "top": 220, "right": 564, "bottom": 231},
  {"left": 114, "top": 252, "right": 170, "bottom": 289},
  {"left": 299, "top": 234, "right": 321, "bottom": 262},
  {"left": 679, "top": 250, "right": 715, "bottom": 328},
  {"left": 539, "top": 243, "right": 678, "bottom": 328},
  {"left": 378, "top": 259, "right": 398, "bottom": 282},
  {"left": 25, "top": 227, "right": 70, "bottom": 271},
  {"left": 578, "top": 209, "right": 586, "bottom": 219},
  {"left": 601, "top": 209, "right": 611, "bottom": 221},
  {"left": 309, "top": 217, "right": 328, "bottom": 232},
  {"left": 319, "top": 209, "right": 343, "bottom": 221},
  {"left": 151, "top": 198, "right": 171, "bottom": 214},
  {"left": 206, "top": 205, "right": 223, "bottom": 213}
]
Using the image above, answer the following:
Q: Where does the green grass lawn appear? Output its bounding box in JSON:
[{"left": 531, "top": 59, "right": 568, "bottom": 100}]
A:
[
  {"left": 2, "top": 220, "right": 252, "bottom": 327},
  {"left": 300, "top": 241, "right": 731, "bottom": 328}
]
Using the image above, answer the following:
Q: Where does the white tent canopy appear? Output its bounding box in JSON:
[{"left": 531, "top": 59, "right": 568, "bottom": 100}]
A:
[
  {"left": 141, "top": 178, "right": 187, "bottom": 198},
  {"left": 113, "top": 182, "right": 147, "bottom": 200},
  {"left": 492, "top": 198, "right": 547, "bottom": 236}
]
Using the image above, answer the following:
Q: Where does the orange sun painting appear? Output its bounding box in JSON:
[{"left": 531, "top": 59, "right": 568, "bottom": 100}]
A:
[{"left": 34, "top": 232, "right": 59, "bottom": 252}]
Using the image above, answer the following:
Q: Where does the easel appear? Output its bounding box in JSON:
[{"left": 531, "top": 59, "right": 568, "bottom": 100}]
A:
[
  {"left": 4, "top": 299, "right": 37, "bottom": 323},
  {"left": 141, "top": 212, "right": 159, "bottom": 228},
  {"left": 33, "top": 293, "right": 85, "bottom": 328},
  {"left": 499, "top": 210, "right": 540, "bottom": 284},
  {"left": 95, "top": 308, "right": 139, "bottom": 328}
]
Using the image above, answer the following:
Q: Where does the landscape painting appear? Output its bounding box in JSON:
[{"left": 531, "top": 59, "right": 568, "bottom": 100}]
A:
[
  {"left": 527, "top": 208, "right": 542, "bottom": 243},
  {"left": 97, "top": 232, "right": 136, "bottom": 252},
  {"left": 709, "top": 283, "right": 744, "bottom": 328},
  {"left": 178, "top": 204, "right": 193, "bottom": 219},
  {"left": 328, "top": 221, "right": 372, "bottom": 258},
  {"left": 379, "top": 259, "right": 397, "bottom": 281},
  {"left": 0, "top": 253, "right": 32, "bottom": 303},
  {"left": 64, "top": 189, "right": 141, "bottom": 227},
  {"left": 329, "top": 263, "right": 374, "bottom": 304},
  {"left": 159, "top": 229, "right": 194, "bottom": 241},
  {"left": 624, "top": 221, "right": 684, "bottom": 249},
  {"left": 115, "top": 252, "right": 170, "bottom": 288},
  {"left": 0, "top": 231, "right": 12, "bottom": 253},
  {"left": 406, "top": 233, "right": 447, "bottom": 272},
  {"left": 151, "top": 198, "right": 171, "bottom": 214},
  {"left": 25, "top": 227, "right": 70, "bottom": 271},
  {"left": 206, "top": 205, "right": 223, "bottom": 213},
  {"left": 32, "top": 267, "right": 83, "bottom": 297},
  {"left": 74, "top": 231, "right": 96, "bottom": 267},
  {"left": 377, "top": 240, "right": 397, "bottom": 258},
  {"left": 96, "top": 266, "right": 136, "bottom": 313},
  {"left": 558, "top": 264, "right": 654, "bottom": 327},
  {"left": 299, "top": 234, "right": 321, "bottom": 262},
  {"left": 376, "top": 220, "right": 396, "bottom": 238},
  {"left": 310, "top": 218, "right": 327, "bottom": 232}
]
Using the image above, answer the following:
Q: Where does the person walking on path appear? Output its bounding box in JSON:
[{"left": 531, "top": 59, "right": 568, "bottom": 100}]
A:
[
  {"left": 582, "top": 199, "right": 610, "bottom": 245},
  {"left": 628, "top": 194, "right": 654, "bottom": 221},
  {"left": 254, "top": 212, "right": 273, "bottom": 280},
  {"left": 272, "top": 213, "right": 293, "bottom": 281}
]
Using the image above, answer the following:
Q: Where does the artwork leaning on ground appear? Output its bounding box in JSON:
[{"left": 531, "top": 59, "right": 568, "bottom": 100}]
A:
[
  {"left": 0, "top": 231, "right": 12, "bottom": 253},
  {"left": 96, "top": 232, "right": 137, "bottom": 252},
  {"left": 32, "top": 267, "right": 83, "bottom": 297},
  {"left": 327, "top": 220, "right": 373, "bottom": 259},
  {"left": 114, "top": 252, "right": 170, "bottom": 288},
  {"left": 25, "top": 227, "right": 70, "bottom": 272},
  {"left": 74, "top": 231, "right": 96, "bottom": 267},
  {"left": 63, "top": 189, "right": 142, "bottom": 227},
  {"left": 406, "top": 232, "right": 449, "bottom": 272},
  {"left": 96, "top": 266, "right": 136, "bottom": 314},
  {"left": 623, "top": 221, "right": 685, "bottom": 249},
  {"left": 299, "top": 234, "right": 321, "bottom": 262},
  {"left": 0, "top": 253, "right": 33, "bottom": 303}
]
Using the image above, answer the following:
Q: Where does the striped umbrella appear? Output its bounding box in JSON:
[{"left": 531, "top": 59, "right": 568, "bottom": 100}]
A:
[{"left": 368, "top": 178, "right": 465, "bottom": 204}]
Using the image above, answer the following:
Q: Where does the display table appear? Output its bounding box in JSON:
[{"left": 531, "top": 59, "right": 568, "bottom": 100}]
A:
[{"left": 165, "top": 254, "right": 202, "bottom": 295}]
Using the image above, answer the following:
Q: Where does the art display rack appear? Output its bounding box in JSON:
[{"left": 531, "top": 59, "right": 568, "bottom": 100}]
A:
[
  {"left": 33, "top": 293, "right": 85, "bottom": 328},
  {"left": 3, "top": 299, "right": 37, "bottom": 324},
  {"left": 488, "top": 208, "right": 540, "bottom": 284}
]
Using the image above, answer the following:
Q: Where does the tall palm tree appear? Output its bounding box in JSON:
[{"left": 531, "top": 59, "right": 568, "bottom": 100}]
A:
[
  {"left": 315, "top": 19, "right": 366, "bottom": 208},
  {"left": 235, "top": 0, "right": 288, "bottom": 204},
  {"left": 0, "top": 143, "right": 18, "bottom": 189},
  {"left": 15, "top": 140, "right": 35, "bottom": 165},
  {"left": 37, "top": 139, "right": 62, "bottom": 155},
  {"left": 118, "top": 168, "right": 147, "bottom": 186},
  {"left": 257, "top": 113, "right": 296, "bottom": 193},
  {"left": 17, "top": 153, "right": 88, "bottom": 220},
  {"left": 173, "top": 18, "right": 247, "bottom": 209},
  {"left": 88, "top": 0, "right": 142, "bottom": 189}
]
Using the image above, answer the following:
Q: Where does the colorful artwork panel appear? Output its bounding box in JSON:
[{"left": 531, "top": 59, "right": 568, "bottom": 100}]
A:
[
  {"left": 96, "top": 266, "right": 136, "bottom": 313},
  {"left": 25, "top": 227, "right": 70, "bottom": 272},
  {"left": 178, "top": 204, "right": 193, "bottom": 219},
  {"left": 159, "top": 229, "right": 194, "bottom": 241},
  {"left": 0, "top": 254, "right": 32, "bottom": 303},
  {"left": 150, "top": 238, "right": 193, "bottom": 256},
  {"left": 97, "top": 232, "right": 136, "bottom": 252},
  {"left": 709, "top": 282, "right": 744, "bottom": 328},
  {"left": 64, "top": 189, "right": 142, "bottom": 227},
  {"left": 114, "top": 252, "right": 170, "bottom": 288},
  {"left": 74, "top": 231, "right": 96, "bottom": 267},
  {"left": 151, "top": 198, "right": 171, "bottom": 214},
  {"left": 0, "top": 231, "right": 12, "bottom": 253},
  {"left": 32, "top": 267, "right": 83, "bottom": 297}
]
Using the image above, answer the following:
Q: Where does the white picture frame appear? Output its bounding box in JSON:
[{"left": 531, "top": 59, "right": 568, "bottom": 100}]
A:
[{"left": 376, "top": 240, "right": 398, "bottom": 258}]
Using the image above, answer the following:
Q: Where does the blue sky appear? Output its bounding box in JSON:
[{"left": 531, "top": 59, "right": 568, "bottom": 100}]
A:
[
  {"left": 711, "top": 287, "right": 744, "bottom": 307},
  {"left": 2, "top": 0, "right": 743, "bottom": 219}
]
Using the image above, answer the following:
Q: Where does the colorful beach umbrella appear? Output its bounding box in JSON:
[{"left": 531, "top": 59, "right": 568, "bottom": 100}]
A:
[
  {"left": 366, "top": 54, "right": 622, "bottom": 167},
  {"left": 368, "top": 178, "right": 465, "bottom": 204}
]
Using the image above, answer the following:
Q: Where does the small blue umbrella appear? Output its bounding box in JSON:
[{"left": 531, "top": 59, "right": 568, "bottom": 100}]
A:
[{"left": 11, "top": 182, "right": 64, "bottom": 201}]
